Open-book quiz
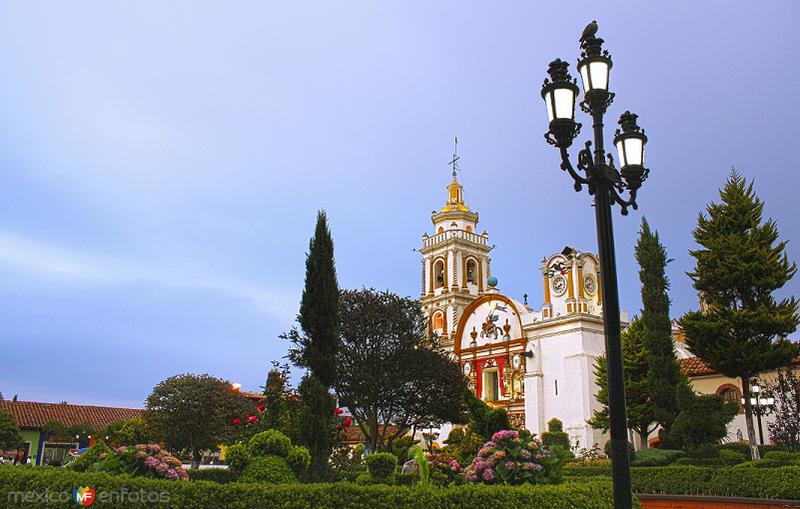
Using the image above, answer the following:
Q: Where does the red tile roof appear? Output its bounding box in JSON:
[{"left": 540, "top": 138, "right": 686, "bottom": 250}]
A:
[
  {"left": 680, "top": 357, "right": 716, "bottom": 377},
  {"left": 340, "top": 425, "right": 401, "bottom": 444},
  {"left": 239, "top": 391, "right": 264, "bottom": 401},
  {"left": 0, "top": 400, "right": 142, "bottom": 430}
]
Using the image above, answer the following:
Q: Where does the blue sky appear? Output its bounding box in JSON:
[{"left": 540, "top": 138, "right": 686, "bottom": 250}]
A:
[{"left": 1, "top": 1, "right": 798, "bottom": 407}]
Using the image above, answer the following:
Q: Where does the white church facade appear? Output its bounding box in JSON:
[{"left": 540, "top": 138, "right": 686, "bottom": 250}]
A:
[{"left": 419, "top": 172, "right": 627, "bottom": 448}]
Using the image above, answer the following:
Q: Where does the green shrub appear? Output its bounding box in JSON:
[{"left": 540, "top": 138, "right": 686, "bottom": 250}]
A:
[
  {"left": 717, "top": 442, "right": 784, "bottom": 458},
  {"left": 673, "top": 457, "right": 725, "bottom": 466},
  {"left": 65, "top": 441, "right": 112, "bottom": 472},
  {"left": 541, "top": 418, "right": 572, "bottom": 452},
  {"left": 0, "top": 467, "right": 628, "bottom": 508},
  {"left": 763, "top": 451, "right": 800, "bottom": 465},
  {"left": 355, "top": 471, "right": 397, "bottom": 485},
  {"left": 630, "top": 448, "right": 684, "bottom": 467},
  {"left": 248, "top": 430, "right": 291, "bottom": 458},
  {"left": 188, "top": 468, "right": 237, "bottom": 483},
  {"left": 718, "top": 449, "right": 746, "bottom": 465},
  {"left": 239, "top": 456, "right": 298, "bottom": 484},
  {"left": 632, "top": 465, "right": 800, "bottom": 499},
  {"left": 225, "top": 443, "right": 251, "bottom": 473},
  {"left": 366, "top": 452, "right": 397, "bottom": 480},
  {"left": 286, "top": 445, "right": 311, "bottom": 477},
  {"left": 603, "top": 440, "right": 635, "bottom": 464}
]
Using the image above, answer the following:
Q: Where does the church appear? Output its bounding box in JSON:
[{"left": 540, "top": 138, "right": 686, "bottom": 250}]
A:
[{"left": 419, "top": 170, "right": 627, "bottom": 448}]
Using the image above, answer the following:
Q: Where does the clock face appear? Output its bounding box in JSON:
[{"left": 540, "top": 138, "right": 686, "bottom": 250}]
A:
[
  {"left": 512, "top": 354, "right": 521, "bottom": 369},
  {"left": 463, "top": 362, "right": 471, "bottom": 375},
  {"left": 584, "top": 274, "right": 596, "bottom": 295},
  {"left": 552, "top": 275, "right": 567, "bottom": 296}
]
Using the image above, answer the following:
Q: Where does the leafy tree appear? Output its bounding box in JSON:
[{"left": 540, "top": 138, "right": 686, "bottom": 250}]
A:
[
  {"left": 636, "top": 218, "right": 686, "bottom": 440},
  {"left": 0, "top": 411, "right": 22, "bottom": 451},
  {"left": 668, "top": 383, "right": 737, "bottom": 454},
  {"left": 589, "top": 318, "right": 656, "bottom": 448},
  {"left": 541, "top": 418, "right": 571, "bottom": 451},
  {"left": 335, "top": 288, "right": 468, "bottom": 453},
  {"left": 101, "top": 417, "right": 159, "bottom": 446},
  {"left": 765, "top": 368, "right": 800, "bottom": 452},
  {"left": 144, "top": 373, "right": 249, "bottom": 469},
  {"left": 680, "top": 171, "right": 800, "bottom": 459},
  {"left": 42, "top": 420, "right": 68, "bottom": 440},
  {"left": 287, "top": 210, "right": 339, "bottom": 386},
  {"left": 283, "top": 211, "right": 340, "bottom": 480}
]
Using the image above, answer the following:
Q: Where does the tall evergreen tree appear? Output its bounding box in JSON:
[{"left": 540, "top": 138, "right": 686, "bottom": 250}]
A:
[
  {"left": 288, "top": 210, "right": 340, "bottom": 387},
  {"left": 283, "top": 211, "right": 340, "bottom": 480},
  {"left": 589, "top": 318, "right": 656, "bottom": 448},
  {"left": 635, "top": 218, "right": 685, "bottom": 440},
  {"left": 680, "top": 170, "right": 799, "bottom": 460}
]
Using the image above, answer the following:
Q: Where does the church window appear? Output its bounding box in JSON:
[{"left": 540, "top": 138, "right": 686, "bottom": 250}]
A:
[
  {"left": 717, "top": 384, "right": 742, "bottom": 413},
  {"left": 466, "top": 259, "right": 477, "bottom": 284},
  {"left": 554, "top": 379, "right": 559, "bottom": 395},
  {"left": 465, "top": 225, "right": 473, "bottom": 233},
  {"left": 483, "top": 369, "right": 500, "bottom": 401},
  {"left": 438, "top": 227, "right": 444, "bottom": 234},
  {"left": 433, "top": 312, "right": 444, "bottom": 330},
  {"left": 433, "top": 260, "right": 445, "bottom": 289}
]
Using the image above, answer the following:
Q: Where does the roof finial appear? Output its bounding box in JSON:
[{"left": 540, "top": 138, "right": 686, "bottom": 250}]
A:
[{"left": 449, "top": 136, "right": 460, "bottom": 179}]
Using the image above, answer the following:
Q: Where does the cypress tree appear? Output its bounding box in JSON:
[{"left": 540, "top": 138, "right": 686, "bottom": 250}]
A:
[
  {"left": 294, "top": 210, "right": 339, "bottom": 387},
  {"left": 635, "top": 218, "right": 685, "bottom": 441},
  {"left": 284, "top": 210, "right": 340, "bottom": 479},
  {"left": 680, "top": 170, "right": 799, "bottom": 460}
]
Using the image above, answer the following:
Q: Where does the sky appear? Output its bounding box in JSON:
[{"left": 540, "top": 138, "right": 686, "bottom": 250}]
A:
[{"left": 1, "top": 1, "right": 798, "bottom": 408}]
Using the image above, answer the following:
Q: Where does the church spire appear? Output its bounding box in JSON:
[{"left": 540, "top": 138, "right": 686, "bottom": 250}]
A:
[{"left": 442, "top": 137, "right": 470, "bottom": 213}]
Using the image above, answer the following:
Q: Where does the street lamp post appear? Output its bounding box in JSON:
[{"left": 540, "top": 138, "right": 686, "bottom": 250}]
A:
[
  {"left": 742, "top": 380, "right": 776, "bottom": 445},
  {"left": 540, "top": 23, "right": 650, "bottom": 509}
]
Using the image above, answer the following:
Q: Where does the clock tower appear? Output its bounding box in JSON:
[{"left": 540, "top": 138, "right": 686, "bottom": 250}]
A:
[{"left": 420, "top": 162, "right": 492, "bottom": 349}]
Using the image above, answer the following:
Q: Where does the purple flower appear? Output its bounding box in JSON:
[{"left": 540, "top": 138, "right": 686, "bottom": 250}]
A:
[
  {"left": 482, "top": 468, "right": 495, "bottom": 481},
  {"left": 505, "top": 460, "right": 515, "bottom": 470},
  {"left": 155, "top": 461, "right": 169, "bottom": 474},
  {"left": 520, "top": 449, "right": 532, "bottom": 460},
  {"left": 144, "top": 456, "right": 159, "bottom": 469},
  {"left": 165, "top": 468, "right": 179, "bottom": 480}
]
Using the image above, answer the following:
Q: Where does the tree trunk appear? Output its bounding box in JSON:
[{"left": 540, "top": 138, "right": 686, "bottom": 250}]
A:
[
  {"left": 639, "top": 430, "right": 650, "bottom": 450},
  {"left": 741, "top": 378, "right": 761, "bottom": 461},
  {"left": 191, "top": 448, "right": 201, "bottom": 470}
]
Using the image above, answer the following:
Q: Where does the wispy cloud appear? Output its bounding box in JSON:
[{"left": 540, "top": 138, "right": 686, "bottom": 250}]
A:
[{"left": 0, "top": 230, "right": 295, "bottom": 319}]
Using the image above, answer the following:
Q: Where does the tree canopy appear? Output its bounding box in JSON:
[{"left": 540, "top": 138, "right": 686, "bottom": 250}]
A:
[
  {"left": 144, "top": 373, "right": 249, "bottom": 469},
  {"left": 0, "top": 411, "right": 22, "bottom": 451},
  {"left": 335, "top": 288, "right": 467, "bottom": 453}
]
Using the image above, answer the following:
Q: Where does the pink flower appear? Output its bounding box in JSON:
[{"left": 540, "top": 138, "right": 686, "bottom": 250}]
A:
[
  {"left": 144, "top": 456, "right": 159, "bottom": 469},
  {"left": 482, "top": 468, "right": 495, "bottom": 481},
  {"left": 491, "top": 430, "right": 519, "bottom": 442},
  {"left": 520, "top": 449, "right": 532, "bottom": 460},
  {"left": 146, "top": 444, "right": 161, "bottom": 453},
  {"left": 505, "top": 460, "right": 515, "bottom": 470},
  {"left": 165, "top": 468, "right": 179, "bottom": 480}
]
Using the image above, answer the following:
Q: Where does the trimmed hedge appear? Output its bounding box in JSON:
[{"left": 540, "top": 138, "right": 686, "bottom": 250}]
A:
[
  {"left": 630, "top": 449, "right": 684, "bottom": 467},
  {"left": 239, "top": 456, "right": 298, "bottom": 484},
  {"left": 188, "top": 468, "right": 237, "bottom": 484},
  {"left": 0, "top": 467, "right": 629, "bottom": 508},
  {"left": 632, "top": 466, "right": 800, "bottom": 500}
]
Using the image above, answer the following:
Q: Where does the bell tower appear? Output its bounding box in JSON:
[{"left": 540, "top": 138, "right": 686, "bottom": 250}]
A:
[{"left": 420, "top": 139, "right": 492, "bottom": 350}]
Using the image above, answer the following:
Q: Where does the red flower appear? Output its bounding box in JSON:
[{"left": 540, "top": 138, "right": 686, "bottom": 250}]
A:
[
  {"left": 334, "top": 408, "right": 344, "bottom": 415},
  {"left": 247, "top": 415, "right": 258, "bottom": 423},
  {"left": 258, "top": 402, "right": 266, "bottom": 412},
  {"left": 343, "top": 417, "right": 352, "bottom": 427},
  {"left": 232, "top": 418, "right": 241, "bottom": 424}
]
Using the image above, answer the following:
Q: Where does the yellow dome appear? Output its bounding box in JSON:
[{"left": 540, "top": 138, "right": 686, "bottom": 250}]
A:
[{"left": 441, "top": 175, "right": 470, "bottom": 213}]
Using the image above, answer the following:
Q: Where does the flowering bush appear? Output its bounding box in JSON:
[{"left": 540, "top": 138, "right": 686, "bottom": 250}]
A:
[
  {"left": 426, "top": 453, "right": 463, "bottom": 486},
  {"left": 464, "top": 429, "right": 563, "bottom": 485},
  {"left": 69, "top": 443, "right": 188, "bottom": 481}
]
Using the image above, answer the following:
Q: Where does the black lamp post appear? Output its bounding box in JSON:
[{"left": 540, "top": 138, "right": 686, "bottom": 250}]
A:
[
  {"left": 541, "top": 23, "right": 650, "bottom": 509},
  {"left": 742, "top": 379, "right": 776, "bottom": 446}
]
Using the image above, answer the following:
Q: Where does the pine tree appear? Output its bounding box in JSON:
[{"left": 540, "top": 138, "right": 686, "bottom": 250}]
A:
[
  {"left": 680, "top": 170, "right": 799, "bottom": 460},
  {"left": 283, "top": 211, "right": 340, "bottom": 480},
  {"left": 635, "top": 218, "right": 686, "bottom": 441},
  {"left": 589, "top": 318, "right": 656, "bottom": 448}
]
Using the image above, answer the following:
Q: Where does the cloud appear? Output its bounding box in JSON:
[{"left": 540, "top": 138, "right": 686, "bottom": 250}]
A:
[{"left": 0, "top": 230, "right": 295, "bottom": 319}]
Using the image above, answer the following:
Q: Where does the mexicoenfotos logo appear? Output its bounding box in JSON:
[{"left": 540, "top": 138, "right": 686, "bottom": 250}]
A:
[{"left": 72, "top": 486, "right": 95, "bottom": 507}]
